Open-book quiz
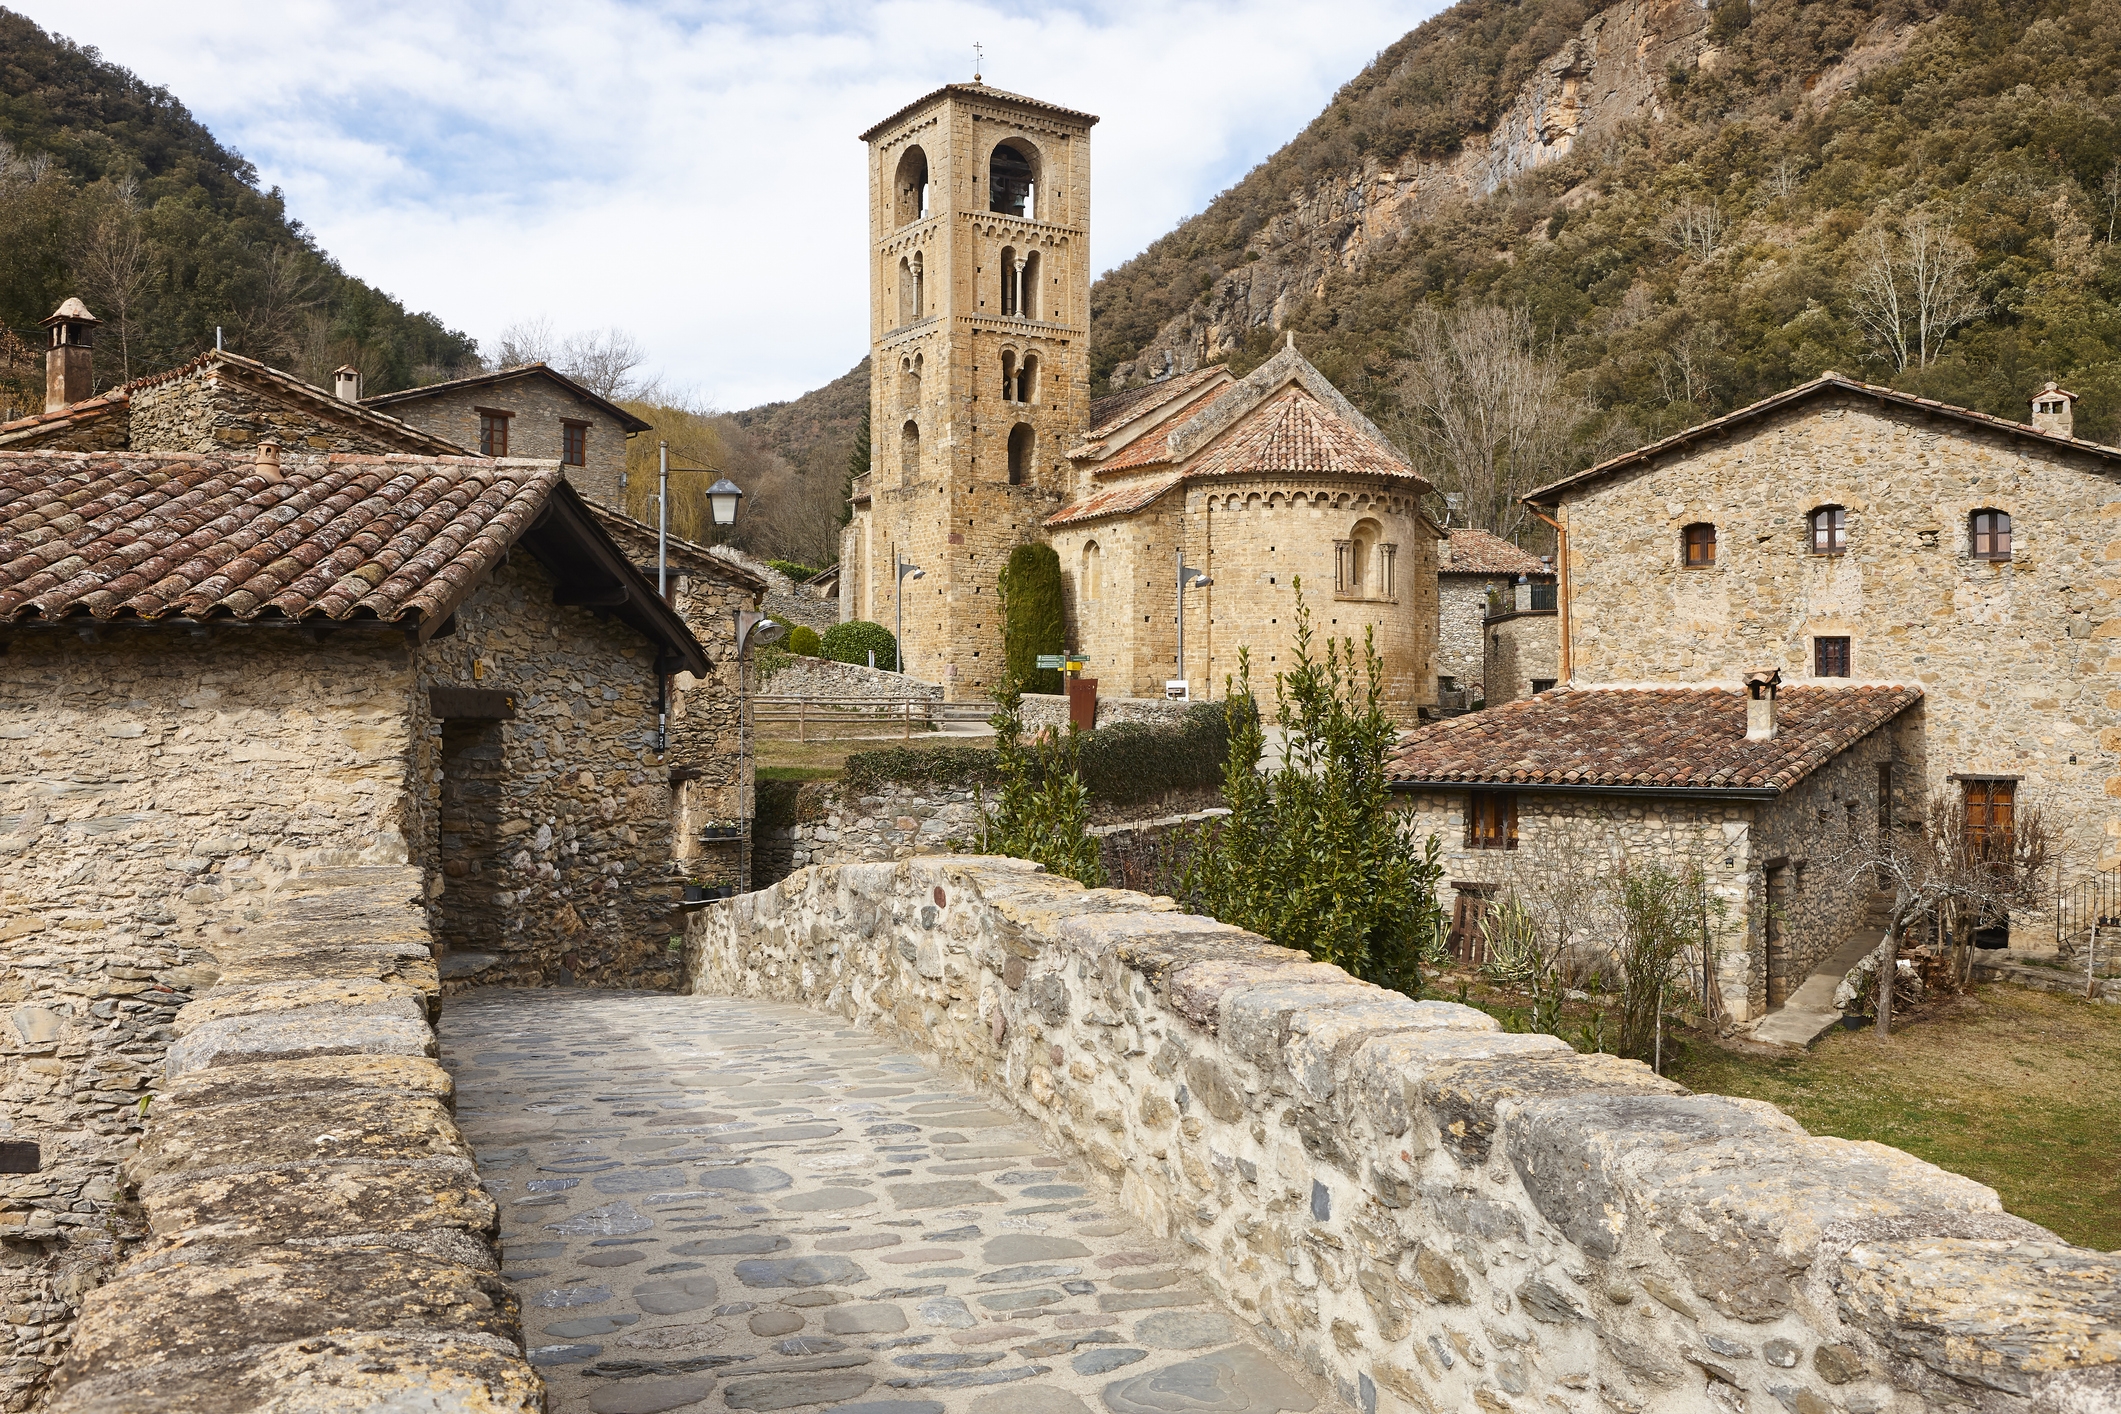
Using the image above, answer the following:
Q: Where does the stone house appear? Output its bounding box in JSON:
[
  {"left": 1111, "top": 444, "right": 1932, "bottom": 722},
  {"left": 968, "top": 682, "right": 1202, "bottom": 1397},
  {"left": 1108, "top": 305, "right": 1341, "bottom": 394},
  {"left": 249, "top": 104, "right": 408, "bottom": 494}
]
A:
[
  {"left": 0, "top": 446, "right": 709, "bottom": 1391},
  {"left": 0, "top": 301, "right": 467, "bottom": 458},
  {"left": 840, "top": 83, "right": 1441, "bottom": 714},
  {"left": 1397, "top": 372, "right": 2121, "bottom": 1025},
  {"left": 1435, "top": 527, "right": 1554, "bottom": 704},
  {"left": 362, "top": 362, "right": 653, "bottom": 510},
  {"left": 1389, "top": 681, "right": 1919, "bottom": 1021},
  {"left": 583, "top": 505, "right": 772, "bottom": 890}
]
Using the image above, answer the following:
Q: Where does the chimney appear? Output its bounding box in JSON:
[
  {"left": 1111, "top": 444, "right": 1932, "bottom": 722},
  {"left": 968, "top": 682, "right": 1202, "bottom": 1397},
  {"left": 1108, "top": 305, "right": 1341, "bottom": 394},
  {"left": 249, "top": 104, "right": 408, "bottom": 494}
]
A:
[
  {"left": 2031, "top": 381, "right": 2076, "bottom": 437},
  {"left": 1744, "top": 669, "right": 1781, "bottom": 742},
  {"left": 256, "top": 442, "right": 284, "bottom": 484},
  {"left": 334, "top": 365, "right": 363, "bottom": 402},
  {"left": 39, "top": 298, "right": 101, "bottom": 413}
]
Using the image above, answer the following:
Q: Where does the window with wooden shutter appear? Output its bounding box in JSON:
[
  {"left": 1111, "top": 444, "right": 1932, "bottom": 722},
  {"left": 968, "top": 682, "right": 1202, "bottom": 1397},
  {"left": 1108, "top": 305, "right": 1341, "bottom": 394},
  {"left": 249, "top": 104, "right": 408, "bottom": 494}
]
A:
[
  {"left": 562, "top": 420, "right": 588, "bottom": 467},
  {"left": 477, "top": 409, "right": 512, "bottom": 458},
  {"left": 1963, "top": 778, "right": 2015, "bottom": 858},
  {"left": 1683, "top": 522, "right": 1717, "bottom": 567},
  {"left": 1814, "top": 636, "right": 1850, "bottom": 677},
  {"left": 1466, "top": 791, "right": 1517, "bottom": 851}
]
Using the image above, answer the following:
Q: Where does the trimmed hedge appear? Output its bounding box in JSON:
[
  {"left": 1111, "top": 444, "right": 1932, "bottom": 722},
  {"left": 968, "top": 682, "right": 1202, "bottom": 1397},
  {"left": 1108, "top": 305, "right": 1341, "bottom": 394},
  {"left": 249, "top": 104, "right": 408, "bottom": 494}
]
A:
[
  {"left": 821, "top": 619, "right": 898, "bottom": 673},
  {"left": 841, "top": 698, "right": 1236, "bottom": 808},
  {"left": 784, "top": 624, "right": 823, "bottom": 657},
  {"left": 999, "top": 544, "right": 1065, "bottom": 695},
  {"left": 769, "top": 559, "right": 822, "bottom": 582}
]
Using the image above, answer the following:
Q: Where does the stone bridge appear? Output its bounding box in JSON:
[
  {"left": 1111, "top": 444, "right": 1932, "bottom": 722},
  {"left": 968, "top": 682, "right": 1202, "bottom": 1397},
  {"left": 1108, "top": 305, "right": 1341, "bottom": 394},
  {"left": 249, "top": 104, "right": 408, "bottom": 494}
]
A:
[{"left": 31, "top": 859, "right": 2121, "bottom": 1413}]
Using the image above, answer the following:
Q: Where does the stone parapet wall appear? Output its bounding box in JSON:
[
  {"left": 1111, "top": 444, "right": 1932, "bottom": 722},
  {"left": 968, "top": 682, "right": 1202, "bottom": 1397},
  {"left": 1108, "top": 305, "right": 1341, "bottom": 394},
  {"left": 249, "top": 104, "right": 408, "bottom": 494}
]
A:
[
  {"left": 757, "top": 655, "right": 943, "bottom": 701},
  {"left": 1020, "top": 691, "right": 1194, "bottom": 733},
  {"left": 689, "top": 858, "right": 2118, "bottom": 1414},
  {"left": 43, "top": 865, "right": 538, "bottom": 1413}
]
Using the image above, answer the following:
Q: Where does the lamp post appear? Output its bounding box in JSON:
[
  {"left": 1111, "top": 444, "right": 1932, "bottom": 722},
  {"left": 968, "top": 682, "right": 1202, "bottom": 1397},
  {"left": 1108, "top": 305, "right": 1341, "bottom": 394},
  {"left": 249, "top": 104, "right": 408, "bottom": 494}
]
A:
[
  {"left": 653, "top": 439, "right": 744, "bottom": 598},
  {"left": 733, "top": 609, "right": 787, "bottom": 893},
  {"left": 1174, "top": 549, "right": 1213, "bottom": 699},
  {"left": 896, "top": 555, "right": 925, "bottom": 677}
]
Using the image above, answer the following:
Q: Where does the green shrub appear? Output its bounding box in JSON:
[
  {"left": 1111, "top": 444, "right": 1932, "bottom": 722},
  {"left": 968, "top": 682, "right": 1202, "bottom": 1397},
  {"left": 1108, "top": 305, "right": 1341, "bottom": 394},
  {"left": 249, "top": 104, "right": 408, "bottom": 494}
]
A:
[
  {"left": 752, "top": 643, "right": 793, "bottom": 684},
  {"left": 784, "top": 624, "right": 823, "bottom": 657},
  {"left": 843, "top": 746, "right": 999, "bottom": 795},
  {"left": 1177, "top": 581, "right": 1448, "bottom": 996},
  {"left": 972, "top": 683, "right": 1104, "bottom": 887},
  {"left": 821, "top": 620, "right": 898, "bottom": 673},
  {"left": 769, "top": 559, "right": 822, "bottom": 582},
  {"left": 1076, "top": 699, "right": 1234, "bottom": 809},
  {"left": 998, "top": 544, "right": 1065, "bottom": 695}
]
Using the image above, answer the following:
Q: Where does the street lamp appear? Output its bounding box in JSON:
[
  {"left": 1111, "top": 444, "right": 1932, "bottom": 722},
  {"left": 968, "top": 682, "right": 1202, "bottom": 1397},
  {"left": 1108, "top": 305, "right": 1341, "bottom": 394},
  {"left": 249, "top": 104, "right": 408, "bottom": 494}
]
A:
[
  {"left": 896, "top": 555, "right": 925, "bottom": 677},
  {"left": 1174, "top": 550, "right": 1213, "bottom": 700},
  {"left": 732, "top": 610, "right": 787, "bottom": 892},
  {"left": 706, "top": 477, "right": 745, "bottom": 526},
  {"left": 655, "top": 442, "right": 742, "bottom": 598}
]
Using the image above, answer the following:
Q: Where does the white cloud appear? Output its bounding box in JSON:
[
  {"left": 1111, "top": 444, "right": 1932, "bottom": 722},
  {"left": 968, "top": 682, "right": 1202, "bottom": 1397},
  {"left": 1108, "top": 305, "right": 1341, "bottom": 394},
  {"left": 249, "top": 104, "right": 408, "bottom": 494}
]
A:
[{"left": 18, "top": 0, "right": 1438, "bottom": 406}]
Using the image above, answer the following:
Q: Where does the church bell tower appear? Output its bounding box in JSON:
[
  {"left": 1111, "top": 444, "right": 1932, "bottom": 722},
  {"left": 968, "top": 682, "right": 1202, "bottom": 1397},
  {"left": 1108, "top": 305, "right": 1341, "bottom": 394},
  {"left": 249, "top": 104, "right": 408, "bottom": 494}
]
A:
[{"left": 854, "top": 81, "right": 1097, "bottom": 700}]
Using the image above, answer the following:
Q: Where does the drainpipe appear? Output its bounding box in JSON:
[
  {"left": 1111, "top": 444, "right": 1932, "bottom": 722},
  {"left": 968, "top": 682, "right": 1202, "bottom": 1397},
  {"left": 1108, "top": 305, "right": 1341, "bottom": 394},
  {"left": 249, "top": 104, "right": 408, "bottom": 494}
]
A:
[{"left": 1526, "top": 503, "right": 1571, "bottom": 684}]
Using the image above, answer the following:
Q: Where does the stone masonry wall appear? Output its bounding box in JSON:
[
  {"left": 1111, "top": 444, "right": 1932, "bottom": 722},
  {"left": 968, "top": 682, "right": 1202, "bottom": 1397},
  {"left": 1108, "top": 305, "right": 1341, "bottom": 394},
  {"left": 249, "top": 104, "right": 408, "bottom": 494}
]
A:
[
  {"left": 1483, "top": 609, "right": 1560, "bottom": 707},
  {"left": 413, "top": 553, "right": 683, "bottom": 991},
  {"left": 127, "top": 370, "right": 438, "bottom": 457},
  {"left": 42, "top": 863, "right": 538, "bottom": 1413},
  {"left": 1437, "top": 577, "right": 1494, "bottom": 698},
  {"left": 0, "top": 629, "right": 420, "bottom": 1411},
  {"left": 757, "top": 655, "right": 943, "bottom": 702},
  {"left": 690, "top": 858, "right": 2119, "bottom": 1414},
  {"left": 373, "top": 375, "right": 635, "bottom": 510}
]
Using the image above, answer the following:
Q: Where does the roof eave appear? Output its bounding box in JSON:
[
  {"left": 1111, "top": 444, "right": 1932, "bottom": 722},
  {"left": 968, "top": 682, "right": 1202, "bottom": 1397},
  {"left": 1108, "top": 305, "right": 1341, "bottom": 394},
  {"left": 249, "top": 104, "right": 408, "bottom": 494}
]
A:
[{"left": 1389, "top": 779, "right": 1781, "bottom": 801}]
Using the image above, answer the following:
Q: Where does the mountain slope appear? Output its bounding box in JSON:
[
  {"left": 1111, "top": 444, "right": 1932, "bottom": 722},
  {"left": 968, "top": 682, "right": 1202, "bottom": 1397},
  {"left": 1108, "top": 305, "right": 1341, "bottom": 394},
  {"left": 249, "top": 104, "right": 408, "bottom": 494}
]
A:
[{"left": 0, "top": 8, "right": 479, "bottom": 413}]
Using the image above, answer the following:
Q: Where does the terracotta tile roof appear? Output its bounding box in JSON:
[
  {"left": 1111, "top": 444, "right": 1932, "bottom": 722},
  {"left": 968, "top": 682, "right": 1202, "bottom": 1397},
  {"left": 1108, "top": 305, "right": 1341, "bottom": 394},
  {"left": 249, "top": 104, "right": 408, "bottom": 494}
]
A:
[
  {"left": 1185, "top": 386, "right": 1422, "bottom": 483},
  {"left": 1441, "top": 528, "right": 1553, "bottom": 577},
  {"left": 584, "top": 501, "right": 771, "bottom": 592},
  {"left": 859, "top": 82, "right": 1098, "bottom": 142},
  {"left": 1044, "top": 474, "right": 1181, "bottom": 529},
  {"left": 1386, "top": 683, "right": 1922, "bottom": 793},
  {"left": 1525, "top": 373, "right": 2121, "bottom": 506},
  {"left": 1081, "top": 366, "right": 1227, "bottom": 445},
  {"left": 0, "top": 393, "right": 128, "bottom": 448},
  {"left": 1092, "top": 386, "right": 1247, "bottom": 473},
  {"left": 0, "top": 449, "right": 558, "bottom": 627},
  {"left": 363, "top": 362, "right": 654, "bottom": 435}
]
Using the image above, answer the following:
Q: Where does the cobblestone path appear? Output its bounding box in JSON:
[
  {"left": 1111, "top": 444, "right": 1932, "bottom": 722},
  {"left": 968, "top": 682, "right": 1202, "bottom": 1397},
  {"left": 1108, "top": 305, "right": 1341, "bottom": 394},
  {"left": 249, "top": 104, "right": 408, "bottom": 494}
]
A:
[{"left": 442, "top": 990, "right": 1330, "bottom": 1414}]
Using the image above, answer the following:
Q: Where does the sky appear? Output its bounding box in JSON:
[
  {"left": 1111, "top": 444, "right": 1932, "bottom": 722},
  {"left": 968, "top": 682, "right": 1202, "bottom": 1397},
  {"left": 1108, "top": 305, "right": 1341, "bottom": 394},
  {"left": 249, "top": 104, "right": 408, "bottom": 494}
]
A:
[{"left": 18, "top": 1, "right": 1440, "bottom": 409}]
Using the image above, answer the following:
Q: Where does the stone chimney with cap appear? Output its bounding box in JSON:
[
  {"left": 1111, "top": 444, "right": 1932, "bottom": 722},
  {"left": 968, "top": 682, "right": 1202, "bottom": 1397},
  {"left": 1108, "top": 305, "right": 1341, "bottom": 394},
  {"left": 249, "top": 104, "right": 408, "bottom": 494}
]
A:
[
  {"left": 333, "top": 365, "right": 362, "bottom": 402},
  {"left": 40, "top": 298, "right": 101, "bottom": 413},
  {"left": 2031, "top": 381, "right": 2076, "bottom": 437},
  {"left": 1744, "top": 669, "right": 1781, "bottom": 742}
]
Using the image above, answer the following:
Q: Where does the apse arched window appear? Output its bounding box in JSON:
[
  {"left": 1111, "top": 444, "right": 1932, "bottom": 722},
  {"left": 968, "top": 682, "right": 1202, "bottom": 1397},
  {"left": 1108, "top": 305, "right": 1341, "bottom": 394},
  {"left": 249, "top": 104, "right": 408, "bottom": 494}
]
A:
[
  {"left": 1007, "top": 423, "right": 1034, "bottom": 486},
  {"left": 894, "top": 146, "right": 930, "bottom": 226},
  {"left": 1020, "top": 251, "right": 1042, "bottom": 320},
  {"left": 998, "top": 246, "right": 1017, "bottom": 317},
  {"left": 1809, "top": 505, "right": 1846, "bottom": 555},
  {"left": 1683, "top": 522, "right": 1717, "bottom": 568},
  {"left": 1338, "top": 518, "right": 1384, "bottom": 598},
  {"left": 900, "top": 419, "right": 920, "bottom": 487},
  {"left": 1018, "top": 353, "right": 1040, "bottom": 404},
  {"left": 896, "top": 257, "right": 915, "bottom": 327},
  {"left": 1971, "top": 508, "right": 2012, "bottom": 560},
  {"left": 999, "top": 350, "right": 1018, "bottom": 403},
  {"left": 1082, "top": 541, "right": 1102, "bottom": 601},
  {"left": 989, "top": 142, "right": 1037, "bottom": 219}
]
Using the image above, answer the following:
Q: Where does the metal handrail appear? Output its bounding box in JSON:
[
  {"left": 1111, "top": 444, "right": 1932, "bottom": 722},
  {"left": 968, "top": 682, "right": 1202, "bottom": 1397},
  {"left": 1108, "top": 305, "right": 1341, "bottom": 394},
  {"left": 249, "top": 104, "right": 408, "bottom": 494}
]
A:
[{"left": 2054, "top": 869, "right": 2121, "bottom": 996}]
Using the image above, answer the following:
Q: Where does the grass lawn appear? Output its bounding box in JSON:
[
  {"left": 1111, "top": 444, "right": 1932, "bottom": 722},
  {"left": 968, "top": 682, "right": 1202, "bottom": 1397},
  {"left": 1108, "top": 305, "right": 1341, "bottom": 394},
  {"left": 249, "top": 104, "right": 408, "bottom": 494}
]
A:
[
  {"left": 1666, "top": 985, "right": 2121, "bottom": 1250},
  {"left": 753, "top": 734, "right": 992, "bottom": 778}
]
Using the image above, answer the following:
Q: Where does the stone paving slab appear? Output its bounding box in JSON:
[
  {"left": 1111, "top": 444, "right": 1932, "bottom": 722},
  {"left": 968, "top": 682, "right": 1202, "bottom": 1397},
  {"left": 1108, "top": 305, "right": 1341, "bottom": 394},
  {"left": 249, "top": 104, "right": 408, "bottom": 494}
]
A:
[{"left": 441, "top": 989, "right": 1335, "bottom": 1414}]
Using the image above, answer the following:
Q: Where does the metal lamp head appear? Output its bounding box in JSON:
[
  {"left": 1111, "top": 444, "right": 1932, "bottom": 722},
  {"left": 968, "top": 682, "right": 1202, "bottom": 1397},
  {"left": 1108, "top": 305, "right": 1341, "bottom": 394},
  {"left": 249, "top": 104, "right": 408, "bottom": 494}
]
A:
[
  {"left": 705, "top": 477, "right": 744, "bottom": 526},
  {"left": 735, "top": 611, "right": 787, "bottom": 654},
  {"left": 899, "top": 563, "right": 925, "bottom": 582}
]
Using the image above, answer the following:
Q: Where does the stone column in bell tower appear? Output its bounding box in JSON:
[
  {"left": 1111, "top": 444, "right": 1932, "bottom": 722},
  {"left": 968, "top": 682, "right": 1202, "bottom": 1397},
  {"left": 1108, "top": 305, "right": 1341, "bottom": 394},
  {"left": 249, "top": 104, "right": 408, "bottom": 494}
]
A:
[{"left": 857, "top": 81, "right": 1098, "bottom": 701}]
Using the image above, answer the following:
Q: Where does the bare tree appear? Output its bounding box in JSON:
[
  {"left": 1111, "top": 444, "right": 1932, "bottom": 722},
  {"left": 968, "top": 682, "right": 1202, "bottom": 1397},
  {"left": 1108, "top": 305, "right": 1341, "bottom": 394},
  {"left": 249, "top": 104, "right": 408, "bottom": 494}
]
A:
[
  {"left": 494, "top": 316, "right": 557, "bottom": 369},
  {"left": 1394, "top": 304, "right": 1588, "bottom": 543},
  {"left": 229, "top": 246, "right": 322, "bottom": 367},
  {"left": 1763, "top": 157, "right": 1804, "bottom": 206},
  {"left": 1829, "top": 790, "right": 2064, "bottom": 1036},
  {"left": 560, "top": 326, "right": 658, "bottom": 401},
  {"left": 2102, "top": 163, "right": 2121, "bottom": 247},
  {"left": 1849, "top": 212, "right": 1985, "bottom": 373},
  {"left": 1660, "top": 196, "right": 1725, "bottom": 260},
  {"left": 75, "top": 178, "right": 150, "bottom": 384},
  {"left": 1657, "top": 322, "right": 1726, "bottom": 410}
]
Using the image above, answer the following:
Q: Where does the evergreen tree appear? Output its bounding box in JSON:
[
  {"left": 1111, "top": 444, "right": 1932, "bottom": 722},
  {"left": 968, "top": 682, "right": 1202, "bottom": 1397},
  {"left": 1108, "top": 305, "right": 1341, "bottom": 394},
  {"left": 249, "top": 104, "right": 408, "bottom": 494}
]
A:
[{"left": 998, "top": 543, "right": 1066, "bottom": 695}]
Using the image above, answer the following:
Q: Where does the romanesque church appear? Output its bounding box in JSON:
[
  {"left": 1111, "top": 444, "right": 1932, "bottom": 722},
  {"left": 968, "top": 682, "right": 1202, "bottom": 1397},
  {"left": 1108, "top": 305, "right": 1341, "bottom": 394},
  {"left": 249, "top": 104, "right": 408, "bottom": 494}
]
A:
[{"left": 840, "top": 83, "right": 1440, "bottom": 712}]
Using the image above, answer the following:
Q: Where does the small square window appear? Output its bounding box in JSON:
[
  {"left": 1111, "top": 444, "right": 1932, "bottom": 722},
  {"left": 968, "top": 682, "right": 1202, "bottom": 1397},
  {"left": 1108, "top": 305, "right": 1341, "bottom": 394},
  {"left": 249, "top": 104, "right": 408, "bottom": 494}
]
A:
[
  {"left": 562, "top": 421, "right": 588, "bottom": 467},
  {"left": 1810, "top": 505, "right": 1846, "bottom": 554},
  {"left": 1530, "top": 678, "right": 1557, "bottom": 694},
  {"left": 1815, "top": 637, "right": 1850, "bottom": 677},
  {"left": 1971, "top": 509, "right": 2012, "bottom": 560},
  {"left": 1467, "top": 791, "right": 1517, "bottom": 851},
  {"left": 478, "top": 409, "right": 512, "bottom": 458},
  {"left": 1683, "top": 523, "right": 1717, "bottom": 567}
]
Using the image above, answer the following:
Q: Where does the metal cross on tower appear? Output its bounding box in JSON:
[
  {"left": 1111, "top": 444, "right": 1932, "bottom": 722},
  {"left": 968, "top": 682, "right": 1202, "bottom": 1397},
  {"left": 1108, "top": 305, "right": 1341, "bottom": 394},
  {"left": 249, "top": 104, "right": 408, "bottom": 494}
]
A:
[{"left": 973, "top": 43, "right": 983, "bottom": 81}]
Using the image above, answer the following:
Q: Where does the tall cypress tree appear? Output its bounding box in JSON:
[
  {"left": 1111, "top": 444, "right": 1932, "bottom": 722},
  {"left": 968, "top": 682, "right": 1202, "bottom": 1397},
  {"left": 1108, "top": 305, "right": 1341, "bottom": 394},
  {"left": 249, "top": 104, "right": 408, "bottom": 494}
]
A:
[{"left": 999, "top": 543, "right": 1066, "bottom": 695}]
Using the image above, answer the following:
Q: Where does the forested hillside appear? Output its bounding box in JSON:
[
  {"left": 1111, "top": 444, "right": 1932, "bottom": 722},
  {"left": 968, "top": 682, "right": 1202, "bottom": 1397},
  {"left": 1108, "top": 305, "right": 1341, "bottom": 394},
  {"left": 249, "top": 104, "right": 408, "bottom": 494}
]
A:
[
  {"left": 0, "top": 9, "right": 478, "bottom": 418},
  {"left": 746, "top": 0, "right": 2121, "bottom": 548}
]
